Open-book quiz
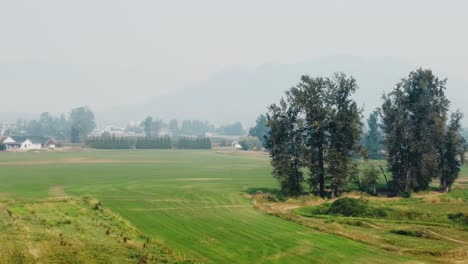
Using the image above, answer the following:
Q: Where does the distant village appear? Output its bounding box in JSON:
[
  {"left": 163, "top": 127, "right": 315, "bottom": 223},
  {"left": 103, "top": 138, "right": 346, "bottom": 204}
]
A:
[{"left": 0, "top": 111, "right": 265, "bottom": 152}]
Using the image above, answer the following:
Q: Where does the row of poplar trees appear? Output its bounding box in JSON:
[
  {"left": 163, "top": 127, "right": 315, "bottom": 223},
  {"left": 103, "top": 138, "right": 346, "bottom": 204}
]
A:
[
  {"left": 265, "top": 69, "right": 465, "bottom": 197},
  {"left": 86, "top": 136, "right": 211, "bottom": 149}
]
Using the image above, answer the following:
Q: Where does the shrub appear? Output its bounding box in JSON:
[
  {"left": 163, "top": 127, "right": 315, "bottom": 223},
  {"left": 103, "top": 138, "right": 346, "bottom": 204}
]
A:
[
  {"left": 238, "top": 136, "right": 262, "bottom": 151},
  {"left": 365, "top": 207, "right": 394, "bottom": 218},
  {"left": 338, "top": 219, "right": 373, "bottom": 228},
  {"left": 327, "top": 198, "right": 368, "bottom": 217},
  {"left": 447, "top": 212, "right": 468, "bottom": 225},
  {"left": 254, "top": 192, "right": 280, "bottom": 203},
  {"left": 309, "top": 204, "right": 331, "bottom": 215},
  {"left": 390, "top": 229, "right": 423, "bottom": 238}
]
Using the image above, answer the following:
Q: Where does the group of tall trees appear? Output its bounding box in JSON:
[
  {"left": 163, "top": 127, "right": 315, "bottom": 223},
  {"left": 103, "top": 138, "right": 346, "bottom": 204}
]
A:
[
  {"left": 380, "top": 69, "right": 465, "bottom": 194},
  {"left": 10, "top": 106, "right": 95, "bottom": 143},
  {"left": 265, "top": 69, "right": 466, "bottom": 197},
  {"left": 141, "top": 117, "right": 165, "bottom": 137},
  {"left": 140, "top": 117, "right": 245, "bottom": 137},
  {"left": 216, "top": 122, "right": 245, "bottom": 136},
  {"left": 180, "top": 120, "right": 215, "bottom": 136},
  {"left": 265, "top": 73, "right": 362, "bottom": 197},
  {"left": 14, "top": 112, "right": 70, "bottom": 140}
]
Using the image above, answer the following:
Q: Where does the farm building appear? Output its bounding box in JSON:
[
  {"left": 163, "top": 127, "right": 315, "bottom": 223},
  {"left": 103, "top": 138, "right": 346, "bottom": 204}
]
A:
[{"left": 0, "top": 136, "right": 57, "bottom": 151}]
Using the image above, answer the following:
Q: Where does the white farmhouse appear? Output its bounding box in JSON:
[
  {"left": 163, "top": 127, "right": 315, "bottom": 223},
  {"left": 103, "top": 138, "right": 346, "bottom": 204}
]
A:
[{"left": 0, "top": 136, "right": 57, "bottom": 151}]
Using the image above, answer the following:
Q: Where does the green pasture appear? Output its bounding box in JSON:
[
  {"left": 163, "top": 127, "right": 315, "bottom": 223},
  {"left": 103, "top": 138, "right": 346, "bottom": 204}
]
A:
[{"left": 0, "top": 150, "right": 420, "bottom": 263}]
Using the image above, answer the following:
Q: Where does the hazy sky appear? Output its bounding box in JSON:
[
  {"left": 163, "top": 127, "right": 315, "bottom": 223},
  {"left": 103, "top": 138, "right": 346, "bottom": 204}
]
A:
[{"left": 1, "top": 0, "right": 467, "bottom": 115}]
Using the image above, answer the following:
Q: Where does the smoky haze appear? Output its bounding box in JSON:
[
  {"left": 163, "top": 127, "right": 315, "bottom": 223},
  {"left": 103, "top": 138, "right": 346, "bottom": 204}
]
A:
[{"left": 1, "top": 0, "right": 467, "bottom": 125}]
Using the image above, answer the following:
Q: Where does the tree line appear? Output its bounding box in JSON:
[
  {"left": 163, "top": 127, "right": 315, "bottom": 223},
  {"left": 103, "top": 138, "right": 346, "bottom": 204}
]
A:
[
  {"left": 86, "top": 135, "right": 211, "bottom": 149},
  {"left": 264, "top": 69, "right": 465, "bottom": 197},
  {"left": 7, "top": 106, "right": 96, "bottom": 143},
  {"left": 140, "top": 117, "right": 245, "bottom": 137}
]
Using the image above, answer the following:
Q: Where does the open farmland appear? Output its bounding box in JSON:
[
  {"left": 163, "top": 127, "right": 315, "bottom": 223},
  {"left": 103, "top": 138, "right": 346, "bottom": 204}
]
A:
[{"left": 0, "top": 150, "right": 457, "bottom": 263}]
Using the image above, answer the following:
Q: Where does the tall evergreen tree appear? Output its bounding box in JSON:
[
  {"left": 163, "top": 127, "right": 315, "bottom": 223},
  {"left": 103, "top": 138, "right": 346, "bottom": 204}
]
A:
[{"left": 440, "top": 111, "right": 464, "bottom": 192}]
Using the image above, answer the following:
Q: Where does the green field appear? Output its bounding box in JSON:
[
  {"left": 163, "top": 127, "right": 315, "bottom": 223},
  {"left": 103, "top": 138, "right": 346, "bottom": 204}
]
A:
[{"left": 0, "top": 150, "right": 436, "bottom": 263}]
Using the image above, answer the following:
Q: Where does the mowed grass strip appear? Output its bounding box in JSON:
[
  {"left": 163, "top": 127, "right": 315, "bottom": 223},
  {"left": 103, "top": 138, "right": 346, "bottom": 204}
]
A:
[{"left": 0, "top": 150, "right": 415, "bottom": 263}]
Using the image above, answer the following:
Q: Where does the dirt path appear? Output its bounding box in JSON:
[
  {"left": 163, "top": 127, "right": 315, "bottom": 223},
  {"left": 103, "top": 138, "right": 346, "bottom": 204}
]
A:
[{"left": 429, "top": 231, "right": 468, "bottom": 245}]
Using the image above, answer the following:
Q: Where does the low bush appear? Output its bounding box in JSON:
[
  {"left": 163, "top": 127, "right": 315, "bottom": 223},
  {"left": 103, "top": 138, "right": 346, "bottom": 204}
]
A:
[
  {"left": 390, "top": 229, "right": 423, "bottom": 238},
  {"left": 338, "top": 219, "right": 373, "bottom": 228},
  {"left": 297, "top": 198, "right": 401, "bottom": 219},
  {"left": 238, "top": 136, "right": 262, "bottom": 151},
  {"left": 389, "top": 229, "right": 441, "bottom": 240},
  {"left": 363, "top": 206, "right": 393, "bottom": 218},
  {"left": 308, "top": 204, "right": 331, "bottom": 215},
  {"left": 327, "top": 198, "right": 368, "bottom": 217},
  {"left": 447, "top": 212, "right": 468, "bottom": 225},
  {"left": 254, "top": 192, "right": 281, "bottom": 203}
]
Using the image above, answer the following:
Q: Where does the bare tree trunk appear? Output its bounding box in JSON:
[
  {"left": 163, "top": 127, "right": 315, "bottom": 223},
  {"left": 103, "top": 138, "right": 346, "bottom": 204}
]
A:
[
  {"left": 378, "top": 161, "right": 389, "bottom": 185},
  {"left": 405, "top": 168, "right": 411, "bottom": 193},
  {"left": 318, "top": 145, "right": 325, "bottom": 198},
  {"left": 440, "top": 178, "right": 449, "bottom": 193}
]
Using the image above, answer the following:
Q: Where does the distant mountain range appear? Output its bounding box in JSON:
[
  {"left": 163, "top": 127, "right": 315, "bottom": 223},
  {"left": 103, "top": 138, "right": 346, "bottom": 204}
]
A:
[
  {"left": 99, "top": 56, "right": 422, "bottom": 126},
  {"left": 2, "top": 56, "right": 466, "bottom": 129}
]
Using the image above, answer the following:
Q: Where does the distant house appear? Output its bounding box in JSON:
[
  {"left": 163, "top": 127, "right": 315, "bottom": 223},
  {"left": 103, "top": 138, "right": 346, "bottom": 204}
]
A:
[
  {"left": 0, "top": 136, "right": 57, "bottom": 151},
  {"left": 42, "top": 137, "right": 57, "bottom": 148}
]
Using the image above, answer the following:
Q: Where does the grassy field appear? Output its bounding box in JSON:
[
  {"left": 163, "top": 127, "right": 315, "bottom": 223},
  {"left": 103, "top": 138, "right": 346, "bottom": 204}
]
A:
[
  {"left": 255, "top": 164, "right": 468, "bottom": 262},
  {"left": 0, "top": 149, "right": 447, "bottom": 263}
]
